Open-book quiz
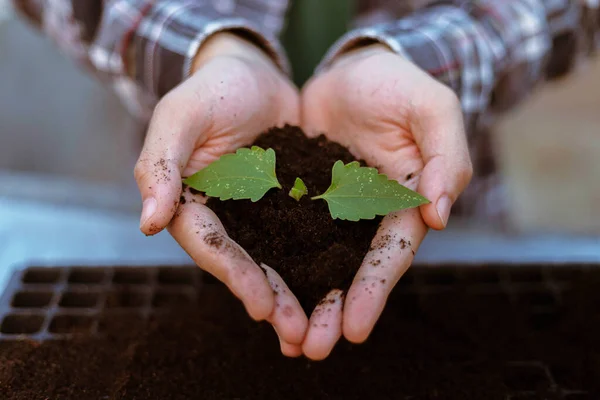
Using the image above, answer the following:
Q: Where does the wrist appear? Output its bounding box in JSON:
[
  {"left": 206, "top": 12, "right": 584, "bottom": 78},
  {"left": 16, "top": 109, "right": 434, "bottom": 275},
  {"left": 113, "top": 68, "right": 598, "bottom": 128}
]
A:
[{"left": 191, "top": 31, "right": 277, "bottom": 74}]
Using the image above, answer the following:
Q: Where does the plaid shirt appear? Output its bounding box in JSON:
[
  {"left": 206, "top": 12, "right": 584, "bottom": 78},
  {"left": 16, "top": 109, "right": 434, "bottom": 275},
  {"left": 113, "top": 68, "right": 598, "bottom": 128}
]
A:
[{"left": 12, "top": 0, "right": 600, "bottom": 219}]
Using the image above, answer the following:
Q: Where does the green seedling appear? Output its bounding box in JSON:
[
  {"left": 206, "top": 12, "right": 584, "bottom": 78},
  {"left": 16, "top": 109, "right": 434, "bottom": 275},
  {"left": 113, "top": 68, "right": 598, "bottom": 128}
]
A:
[
  {"left": 184, "top": 147, "right": 430, "bottom": 220},
  {"left": 288, "top": 178, "right": 308, "bottom": 201}
]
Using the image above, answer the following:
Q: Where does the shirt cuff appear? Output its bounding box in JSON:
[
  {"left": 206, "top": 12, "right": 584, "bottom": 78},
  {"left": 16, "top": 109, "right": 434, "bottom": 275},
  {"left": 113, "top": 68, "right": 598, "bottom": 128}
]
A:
[{"left": 130, "top": 2, "right": 290, "bottom": 98}]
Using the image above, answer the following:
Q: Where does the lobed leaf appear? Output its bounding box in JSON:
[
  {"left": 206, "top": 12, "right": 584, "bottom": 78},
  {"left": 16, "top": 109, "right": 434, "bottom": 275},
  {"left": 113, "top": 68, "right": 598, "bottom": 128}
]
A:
[
  {"left": 312, "top": 161, "right": 430, "bottom": 221},
  {"left": 183, "top": 146, "right": 281, "bottom": 202}
]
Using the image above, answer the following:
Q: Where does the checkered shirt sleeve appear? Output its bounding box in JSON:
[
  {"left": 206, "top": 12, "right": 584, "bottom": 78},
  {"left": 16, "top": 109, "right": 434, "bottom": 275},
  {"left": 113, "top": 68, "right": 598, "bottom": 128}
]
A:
[{"left": 12, "top": 0, "right": 290, "bottom": 119}]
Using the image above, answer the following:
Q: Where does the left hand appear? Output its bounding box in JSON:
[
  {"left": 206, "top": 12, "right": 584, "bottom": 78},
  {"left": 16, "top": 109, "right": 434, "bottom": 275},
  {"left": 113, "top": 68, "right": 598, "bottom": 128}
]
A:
[
  {"left": 134, "top": 32, "right": 306, "bottom": 357},
  {"left": 300, "top": 44, "right": 473, "bottom": 360}
]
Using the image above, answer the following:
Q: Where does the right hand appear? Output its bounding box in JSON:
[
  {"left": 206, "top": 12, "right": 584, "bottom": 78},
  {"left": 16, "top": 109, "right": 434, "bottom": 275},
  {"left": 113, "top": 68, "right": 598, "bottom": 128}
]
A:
[
  {"left": 299, "top": 44, "right": 472, "bottom": 360},
  {"left": 133, "top": 32, "right": 306, "bottom": 357}
]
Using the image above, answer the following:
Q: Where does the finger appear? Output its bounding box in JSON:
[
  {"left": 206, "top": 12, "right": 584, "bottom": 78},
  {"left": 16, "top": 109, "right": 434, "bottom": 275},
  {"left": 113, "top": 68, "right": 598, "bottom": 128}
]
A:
[
  {"left": 261, "top": 264, "right": 308, "bottom": 345},
  {"left": 273, "top": 326, "right": 303, "bottom": 358},
  {"left": 168, "top": 194, "right": 274, "bottom": 320},
  {"left": 302, "top": 289, "right": 344, "bottom": 361},
  {"left": 281, "top": 342, "right": 303, "bottom": 358},
  {"left": 135, "top": 84, "right": 210, "bottom": 236},
  {"left": 343, "top": 208, "right": 427, "bottom": 343},
  {"left": 411, "top": 86, "right": 473, "bottom": 230}
]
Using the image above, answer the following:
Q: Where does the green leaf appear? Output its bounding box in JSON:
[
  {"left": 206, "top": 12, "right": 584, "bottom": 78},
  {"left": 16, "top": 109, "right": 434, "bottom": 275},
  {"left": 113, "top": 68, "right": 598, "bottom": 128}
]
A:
[
  {"left": 312, "top": 161, "right": 430, "bottom": 221},
  {"left": 288, "top": 177, "right": 308, "bottom": 201},
  {"left": 183, "top": 146, "right": 281, "bottom": 202}
]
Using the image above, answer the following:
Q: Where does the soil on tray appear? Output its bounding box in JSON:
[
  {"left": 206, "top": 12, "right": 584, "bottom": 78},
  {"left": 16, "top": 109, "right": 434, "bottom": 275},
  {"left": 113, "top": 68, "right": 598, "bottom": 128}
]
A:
[
  {"left": 203, "top": 125, "right": 382, "bottom": 312},
  {"left": 2, "top": 272, "right": 600, "bottom": 399},
  {"left": 0, "top": 315, "right": 145, "bottom": 400}
]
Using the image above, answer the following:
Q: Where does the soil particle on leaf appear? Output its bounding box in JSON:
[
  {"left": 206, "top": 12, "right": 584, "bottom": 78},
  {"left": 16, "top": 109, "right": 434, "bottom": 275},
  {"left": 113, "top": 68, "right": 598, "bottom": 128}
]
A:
[{"left": 204, "top": 125, "right": 381, "bottom": 312}]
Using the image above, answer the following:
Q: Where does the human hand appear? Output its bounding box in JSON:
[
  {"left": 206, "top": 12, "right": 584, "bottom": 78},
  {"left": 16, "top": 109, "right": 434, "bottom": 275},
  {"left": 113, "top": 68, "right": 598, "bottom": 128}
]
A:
[
  {"left": 134, "top": 32, "right": 307, "bottom": 356},
  {"left": 300, "top": 44, "right": 473, "bottom": 359}
]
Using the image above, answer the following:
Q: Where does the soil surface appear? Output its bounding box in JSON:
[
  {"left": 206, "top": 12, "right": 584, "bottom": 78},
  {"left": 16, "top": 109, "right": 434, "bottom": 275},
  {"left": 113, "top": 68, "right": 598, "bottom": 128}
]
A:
[
  {"left": 204, "top": 125, "right": 381, "bottom": 312},
  {"left": 2, "top": 267, "right": 600, "bottom": 399}
]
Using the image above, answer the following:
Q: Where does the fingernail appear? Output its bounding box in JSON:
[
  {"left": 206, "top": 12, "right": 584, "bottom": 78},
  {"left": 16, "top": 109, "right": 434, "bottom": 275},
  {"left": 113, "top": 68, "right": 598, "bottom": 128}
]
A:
[
  {"left": 140, "top": 197, "right": 157, "bottom": 228},
  {"left": 436, "top": 195, "right": 452, "bottom": 228}
]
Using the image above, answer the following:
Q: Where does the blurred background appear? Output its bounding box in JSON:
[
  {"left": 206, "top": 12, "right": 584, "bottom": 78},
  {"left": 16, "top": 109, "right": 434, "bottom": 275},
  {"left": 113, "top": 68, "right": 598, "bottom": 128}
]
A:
[{"left": 0, "top": 1, "right": 599, "bottom": 291}]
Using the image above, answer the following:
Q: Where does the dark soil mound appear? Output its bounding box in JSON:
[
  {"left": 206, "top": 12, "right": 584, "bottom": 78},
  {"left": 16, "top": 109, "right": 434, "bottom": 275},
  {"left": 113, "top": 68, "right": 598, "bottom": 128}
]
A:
[{"left": 205, "top": 125, "right": 381, "bottom": 311}]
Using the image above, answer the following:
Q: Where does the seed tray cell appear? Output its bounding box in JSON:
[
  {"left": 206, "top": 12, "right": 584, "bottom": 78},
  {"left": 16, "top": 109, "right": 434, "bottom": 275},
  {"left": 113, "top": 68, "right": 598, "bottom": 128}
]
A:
[
  {"left": 67, "top": 268, "right": 107, "bottom": 284},
  {"left": 22, "top": 268, "right": 62, "bottom": 284},
  {"left": 112, "top": 267, "right": 151, "bottom": 284},
  {"left": 11, "top": 290, "right": 54, "bottom": 308}
]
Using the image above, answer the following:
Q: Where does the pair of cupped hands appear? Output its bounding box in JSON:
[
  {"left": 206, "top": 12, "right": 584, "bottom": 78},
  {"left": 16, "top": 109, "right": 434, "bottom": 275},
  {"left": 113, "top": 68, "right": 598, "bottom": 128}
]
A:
[{"left": 134, "top": 32, "right": 472, "bottom": 360}]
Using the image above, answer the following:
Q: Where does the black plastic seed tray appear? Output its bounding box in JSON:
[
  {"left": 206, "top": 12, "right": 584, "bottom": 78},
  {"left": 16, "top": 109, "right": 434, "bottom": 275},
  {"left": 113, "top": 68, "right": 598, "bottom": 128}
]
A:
[
  {"left": 0, "top": 265, "right": 202, "bottom": 340},
  {"left": 0, "top": 263, "right": 598, "bottom": 399},
  {"left": 0, "top": 263, "right": 591, "bottom": 341}
]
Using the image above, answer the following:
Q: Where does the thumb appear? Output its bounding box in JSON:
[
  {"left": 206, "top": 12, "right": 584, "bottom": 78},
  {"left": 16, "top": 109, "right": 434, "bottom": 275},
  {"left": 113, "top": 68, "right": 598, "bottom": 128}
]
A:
[
  {"left": 417, "top": 154, "right": 472, "bottom": 230},
  {"left": 134, "top": 91, "right": 204, "bottom": 236},
  {"left": 412, "top": 88, "right": 473, "bottom": 230}
]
